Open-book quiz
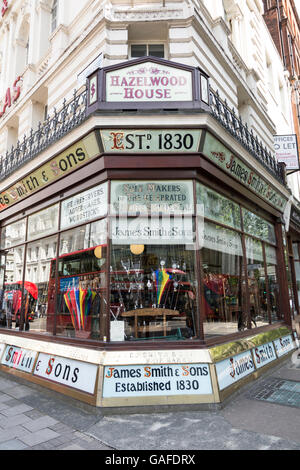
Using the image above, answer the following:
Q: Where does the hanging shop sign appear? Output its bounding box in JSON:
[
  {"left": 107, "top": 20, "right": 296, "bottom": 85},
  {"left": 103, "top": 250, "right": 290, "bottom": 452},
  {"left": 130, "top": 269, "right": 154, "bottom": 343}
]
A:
[
  {"left": 252, "top": 341, "right": 277, "bottom": 369},
  {"left": 111, "top": 180, "right": 194, "bottom": 215},
  {"left": 0, "top": 131, "right": 100, "bottom": 212},
  {"left": 102, "top": 363, "right": 212, "bottom": 398},
  {"left": 61, "top": 182, "right": 108, "bottom": 229},
  {"left": 215, "top": 350, "right": 255, "bottom": 391},
  {"left": 111, "top": 216, "right": 194, "bottom": 245},
  {"left": 33, "top": 353, "right": 98, "bottom": 394},
  {"left": 1, "top": 345, "right": 37, "bottom": 373},
  {"left": 273, "top": 334, "right": 295, "bottom": 358},
  {"left": 87, "top": 57, "right": 210, "bottom": 112},
  {"left": 105, "top": 61, "right": 193, "bottom": 103},
  {"left": 0, "top": 76, "right": 21, "bottom": 118},
  {"left": 100, "top": 129, "right": 201, "bottom": 154},
  {"left": 203, "top": 132, "right": 288, "bottom": 212},
  {"left": 274, "top": 135, "right": 299, "bottom": 171}
]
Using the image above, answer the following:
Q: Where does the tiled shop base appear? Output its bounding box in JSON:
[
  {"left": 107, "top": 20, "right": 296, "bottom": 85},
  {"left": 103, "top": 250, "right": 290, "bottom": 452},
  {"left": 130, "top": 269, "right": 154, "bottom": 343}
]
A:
[{"left": 249, "top": 378, "right": 300, "bottom": 409}]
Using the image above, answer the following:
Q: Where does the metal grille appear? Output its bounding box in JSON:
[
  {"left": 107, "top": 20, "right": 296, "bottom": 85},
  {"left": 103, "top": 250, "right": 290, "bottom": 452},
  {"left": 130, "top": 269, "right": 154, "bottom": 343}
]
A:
[{"left": 0, "top": 88, "right": 87, "bottom": 183}]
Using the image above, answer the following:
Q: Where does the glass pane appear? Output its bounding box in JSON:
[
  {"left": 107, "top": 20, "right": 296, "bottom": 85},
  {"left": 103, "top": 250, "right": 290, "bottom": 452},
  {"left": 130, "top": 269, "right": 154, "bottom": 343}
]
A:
[
  {"left": 201, "top": 222, "right": 245, "bottom": 338},
  {"left": 242, "top": 209, "right": 276, "bottom": 244},
  {"left": 265, "top": 245, "right": 281, "bottom": 323},
  {"left": 295, "top": 261, "right": 300, "bottom": 309},
  {"left": 196, "top": 183, "right": 241, "bottom": 229},
  {"left": 110, "top": 244, "right": 198, "bottom": 342},
  {"left": 111, "top": 180, "right": 194, "bottom": 215},
  {"left": 246, "top": 237, "right": 269, "bottom": 327},
  {"left": 24, "top": 235, "right": 58, "bottom": 334},
  {"left": 148, "top": 44, "right": 165, "bottom": 58},
  {"left": 0, "top": 246, "right": 25, "bottom": 329},
  {"left": 293, "top": 243, "right": 299, "bottom": 260},
  {"left": 53, "top": 220, "right": 107, "bottom": 340},
  {"left": 131, "top": 45, "right": 147, "bottom": 57},
  {"left": 1, "top": 219, "right": 26, "bottom": 249},
  {"left": 60, "top": 182, "right": 108, "bottom": 230},
  {"left": 28, "top": 204, "right": 59, "bottom": 240}
]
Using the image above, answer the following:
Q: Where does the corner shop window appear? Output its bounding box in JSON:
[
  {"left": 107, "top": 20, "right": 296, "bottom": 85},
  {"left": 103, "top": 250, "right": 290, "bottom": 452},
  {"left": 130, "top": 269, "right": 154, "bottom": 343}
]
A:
[
  {"left": 201, "top": 222, "right": 245, "bottom": 337},
  {"left": 131, "top": 44, "right": 165, "bottom": 58},
  {"left": 60, "top": 182, "right": 108, "bottom": 230},
  {"left": 1, "top": 219, "right": 26, "bottom": 249},
  {"left": 196, "top": 182, "right": 241, "bottom": 230},
  {"left": 27, "top": 204, "right": 59, "bottom": 240},
  {"left": 242, "top": 208, "right": 276, "bottom": 244},
  {"left": 53, "top": 220, "right": 107, "bottom": 340},
  {"left": 245, "top": 237, "right": 269, "bottom": 327},
  {"left": 1, "top": 246, "right": 25, "bottom": 330},
  {"left": 110, "top": 243, "right": 198, "bottom": 342},
  {"left": 265, "top": 244, "right": 281, "bottom": 322}
]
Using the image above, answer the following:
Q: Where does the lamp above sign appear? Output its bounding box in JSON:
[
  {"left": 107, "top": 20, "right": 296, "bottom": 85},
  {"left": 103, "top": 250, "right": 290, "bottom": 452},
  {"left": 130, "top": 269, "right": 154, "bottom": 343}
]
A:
[{"left": 86, "top": 56, "right": 210, "bottom": 113}]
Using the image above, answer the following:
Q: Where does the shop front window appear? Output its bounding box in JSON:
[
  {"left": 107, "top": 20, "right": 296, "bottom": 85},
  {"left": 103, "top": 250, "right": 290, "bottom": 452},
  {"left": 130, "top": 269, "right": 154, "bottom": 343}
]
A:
[
  {"left": 196, "top": 183, "right": 241, "bottom": 230},
  {"left": 265, "top": 244, "right": 281, "bottom": 322},
  {"left": 295, "top": 261, "right": 300, "bottom": 308},
  {"left": 24, "top": 235, "right": 58, "bottom": 334},
  {"left": 0, "top": 246, "right": 25, "bottom": 329},
  {"left": 201, "top": 222, "right": 245, "bottom": 337},
  {"left": 110, "top": 243, "right": 198, "bottom": 341},
  {"left": 27, "top": 204, "right": 59, "bottom": 240},
  {"left": 246, "top": 237, "right": 269, "bottom": 327},
  {"left": 52, "top": 220, "right": 107, "bottom": 340},
  {"left": 1, "top": 219, "right": 26, "bottom": 249},
  {"left": 242, "top": 209, "right": 276, "bottom": 244}
]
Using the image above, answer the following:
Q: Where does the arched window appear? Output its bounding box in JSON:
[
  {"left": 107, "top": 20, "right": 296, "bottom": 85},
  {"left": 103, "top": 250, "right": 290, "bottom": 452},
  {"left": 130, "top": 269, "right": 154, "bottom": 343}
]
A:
[{"left": 51, "top": 0, "right": 58, "bottom": 33}]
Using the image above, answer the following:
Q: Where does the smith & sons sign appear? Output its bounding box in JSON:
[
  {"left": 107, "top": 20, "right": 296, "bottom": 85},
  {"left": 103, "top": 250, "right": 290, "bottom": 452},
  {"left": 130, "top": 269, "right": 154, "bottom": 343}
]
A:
[
  {"left": 0, "top": 131, "right": 100, "bottom": 212},
  {"left": 203, "top": 132, "right": 288, "bottom": 212}
]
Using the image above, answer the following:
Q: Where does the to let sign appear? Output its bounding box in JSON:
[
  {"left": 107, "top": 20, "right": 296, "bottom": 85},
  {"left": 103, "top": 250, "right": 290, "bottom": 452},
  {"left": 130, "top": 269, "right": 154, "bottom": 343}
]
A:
[{"left": 274, "top": 135, "right": 299, "bottom": 170}]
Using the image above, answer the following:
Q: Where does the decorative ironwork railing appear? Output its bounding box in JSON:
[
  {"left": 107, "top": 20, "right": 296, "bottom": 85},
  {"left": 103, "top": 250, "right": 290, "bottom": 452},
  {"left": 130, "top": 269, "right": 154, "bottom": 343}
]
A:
[
  {"left": 209, "top": 88, "right": 286, "bottom": 185},
  {"left": 0, "top": 85, "right": 286, "bottom": 186},
  {"left": 0, "top": 88, "right": 87, "bottom": 182}
]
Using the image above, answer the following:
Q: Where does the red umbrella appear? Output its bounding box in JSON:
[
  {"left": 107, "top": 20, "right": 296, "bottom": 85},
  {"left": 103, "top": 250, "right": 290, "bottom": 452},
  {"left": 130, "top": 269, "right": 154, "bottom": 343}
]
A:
[{"left": 15, "top": 281, "right": 38, "bottom": 299}]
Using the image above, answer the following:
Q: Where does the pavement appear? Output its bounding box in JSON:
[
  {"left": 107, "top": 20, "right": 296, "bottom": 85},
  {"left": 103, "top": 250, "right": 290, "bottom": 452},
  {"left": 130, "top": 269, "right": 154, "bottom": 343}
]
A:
[{"left": 0, "top": 350, "right": 300, "bottom": 451}]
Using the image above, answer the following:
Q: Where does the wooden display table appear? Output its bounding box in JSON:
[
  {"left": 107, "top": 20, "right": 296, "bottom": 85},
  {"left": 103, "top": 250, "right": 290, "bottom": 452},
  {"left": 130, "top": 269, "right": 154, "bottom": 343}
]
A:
[{"left": 121, "top": 308, "right": 180, "bottom": 338}]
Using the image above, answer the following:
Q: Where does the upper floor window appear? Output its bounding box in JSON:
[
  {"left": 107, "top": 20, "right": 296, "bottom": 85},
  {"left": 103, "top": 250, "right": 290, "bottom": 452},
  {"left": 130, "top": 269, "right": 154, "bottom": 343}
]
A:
[
  {"left": 51, "top": 0, "right": 58, "bottom": 33},
  {"left": 130, "top": 44, "right": 165, "bottom": 59}
]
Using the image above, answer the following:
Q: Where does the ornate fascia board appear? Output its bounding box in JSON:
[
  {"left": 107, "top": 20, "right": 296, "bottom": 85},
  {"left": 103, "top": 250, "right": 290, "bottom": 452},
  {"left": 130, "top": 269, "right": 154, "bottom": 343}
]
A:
[{"left": 104, "top": 5, "right": 192, "bottom": 23}]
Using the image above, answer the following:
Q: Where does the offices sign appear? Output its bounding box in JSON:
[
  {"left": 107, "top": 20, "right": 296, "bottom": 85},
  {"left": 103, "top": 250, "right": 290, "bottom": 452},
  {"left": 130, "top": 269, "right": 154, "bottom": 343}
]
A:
[{"left": 274, "top": 135, "right": 299, "bottom": 170}]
